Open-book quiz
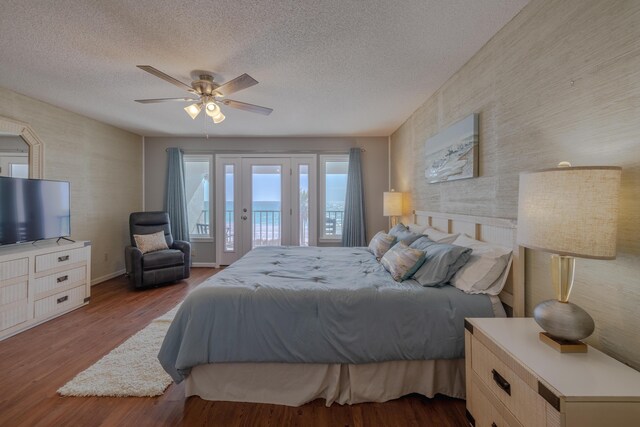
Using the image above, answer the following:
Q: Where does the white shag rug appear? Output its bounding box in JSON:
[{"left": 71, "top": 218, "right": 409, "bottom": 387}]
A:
[{"left": 57, "top": 304, "right": 181, "bottom": 397}]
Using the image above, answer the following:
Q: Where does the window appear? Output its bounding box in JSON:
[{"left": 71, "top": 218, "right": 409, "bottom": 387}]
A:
[
  {"left": 299, "top": 164, "right": 310, "bottom": 246},
  {"left": 184, "top": 154, "right": 213, "bottom": 239},
  {"left": 320, "top": 155, "right": 349, "bottom": 240}
]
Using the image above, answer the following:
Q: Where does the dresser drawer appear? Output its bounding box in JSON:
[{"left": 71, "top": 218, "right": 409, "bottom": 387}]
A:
[
  {"left": 34, "top": 285, "right": 86, "bottom": 319},
  {"left": 33, "top": 266, "right": 86, "bottom": 297},
  {"left": 0, "top": 257, "right": 28, "bottom": 281},
  {"left": 471, "top": 335, "right": 547, "bottom": 427},
  {"left": 35, "top": 248, "right": 87, "bottom": 273},
  {"left": 0, "top": 280, "right": 28, "bottom": 306},
  {"left": 0, "top": 301, "right": 28, "bottom": 331},
  {"left": 469, "top": 373, "right": 522, "bottom": 427}
]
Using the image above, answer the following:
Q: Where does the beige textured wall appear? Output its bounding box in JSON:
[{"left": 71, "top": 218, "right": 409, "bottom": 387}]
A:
[
  {"left": 144, "top": 136, "right": 389, "bottom": 264},
  {"left": 0, "top": 87, "right": 143, "bottom": 282},
  {"left": 390, "top": 0, "right": 640, "bottom": 368}
]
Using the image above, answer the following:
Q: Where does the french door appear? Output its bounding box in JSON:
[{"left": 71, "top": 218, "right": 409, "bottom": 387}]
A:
[{"left": 216, "top": 154, "right": 317, "bottom": 265}]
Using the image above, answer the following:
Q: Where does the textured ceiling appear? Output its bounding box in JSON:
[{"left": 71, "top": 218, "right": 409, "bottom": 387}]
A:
[{"left": 0, "top": 0, "right": 528, "bottom": 137}]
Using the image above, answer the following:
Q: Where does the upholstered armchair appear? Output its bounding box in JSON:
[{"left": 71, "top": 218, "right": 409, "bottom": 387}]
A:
[{"left": 125, "top": 211, "right": 191, "bottom": 289}]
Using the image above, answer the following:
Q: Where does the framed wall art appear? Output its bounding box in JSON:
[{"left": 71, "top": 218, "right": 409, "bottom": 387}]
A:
[{"left": 424, "top": 113, "right": 478, "bottom": 183}]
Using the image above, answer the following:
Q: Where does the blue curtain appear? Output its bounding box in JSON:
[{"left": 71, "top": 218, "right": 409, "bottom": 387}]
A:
[
  {"left": 341, "top": 148, "right": 367, "bottom": 247},
  {"left": 165, "top": 148, "right": 190, "bottom": 242}
]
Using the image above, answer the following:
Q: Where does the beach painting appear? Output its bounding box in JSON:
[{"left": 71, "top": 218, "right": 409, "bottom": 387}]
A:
[{"left": 425, "top": 114, "right": 478, "bottom": 183}]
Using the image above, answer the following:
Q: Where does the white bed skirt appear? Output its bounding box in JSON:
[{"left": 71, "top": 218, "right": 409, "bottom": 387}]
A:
[{"left": 185, "top": 359, "right": 466, "bottom": 407}]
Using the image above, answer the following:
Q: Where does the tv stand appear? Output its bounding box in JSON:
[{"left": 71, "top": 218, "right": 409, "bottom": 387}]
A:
[{"left": 0, "top": 240, "right": 91, "bottom": 341}]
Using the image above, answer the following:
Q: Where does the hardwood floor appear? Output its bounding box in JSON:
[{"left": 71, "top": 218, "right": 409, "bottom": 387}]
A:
[{"left": 0, "top": 268, "right": 468, "bottom": 427}]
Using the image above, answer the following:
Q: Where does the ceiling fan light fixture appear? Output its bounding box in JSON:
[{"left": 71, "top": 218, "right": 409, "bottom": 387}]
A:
[
  {"left": 184, "top": 103, "right": 202, "bottom": 119},
  {"left": 211, "top": 111, "right": 225, "bottom": 124},
  {"left": 205, "top": 100, "right": 220, "bottom": 117}
]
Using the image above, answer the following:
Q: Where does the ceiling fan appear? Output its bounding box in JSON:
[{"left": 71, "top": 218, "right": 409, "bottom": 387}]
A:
[{"left": 134, "top": 65, "right": 273, "bottom": 124}]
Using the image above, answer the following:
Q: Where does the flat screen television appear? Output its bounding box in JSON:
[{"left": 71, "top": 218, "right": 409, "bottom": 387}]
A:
[{"left": 0, "top": 177, "right": 70, "bottom": 245}]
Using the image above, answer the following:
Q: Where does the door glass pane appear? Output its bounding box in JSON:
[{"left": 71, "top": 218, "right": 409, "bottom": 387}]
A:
[
  {"left": 299, "top": 164, "right": 309, "bottom": 246},
  {"left": 224, "top": 164, "right": 234, "bottom": 251},
  {"left": 324, "top": 160, "right": 348, "bottom": 238},
  {"left": 184, "top": 156, "right": 210, "bottom": 237},
  {"left": 252, "top": 164, "right": 281, "bottom": 247}
]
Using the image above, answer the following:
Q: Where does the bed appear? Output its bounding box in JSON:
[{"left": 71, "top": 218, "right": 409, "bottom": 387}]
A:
[{"left": 158, "top": 211, "right": 524, "bottom": 406}]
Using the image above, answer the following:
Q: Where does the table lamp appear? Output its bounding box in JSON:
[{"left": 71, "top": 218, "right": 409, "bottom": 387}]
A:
[
  {"left": 383, "top": 190, "right": 403, "bottom": 227},
  {"left": 517, "top": 162, "right": 621, "bottom": 352}
]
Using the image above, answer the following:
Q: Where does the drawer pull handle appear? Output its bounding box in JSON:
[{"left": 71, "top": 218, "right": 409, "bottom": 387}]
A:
[
  {"left": 492, "top": 423, "right": 498, "bottom": 427},
  {"left": 57, "top": 275, "right": 68, "bottom": 283},
  {"left": 57, "top": 295, "right": 69, "bottom": 304},
  {"left": 492, "top": 369, "right": 511, "bottom": 396},
  {"left": 58, "top": 255, "right": 70, "bottom": 262}
]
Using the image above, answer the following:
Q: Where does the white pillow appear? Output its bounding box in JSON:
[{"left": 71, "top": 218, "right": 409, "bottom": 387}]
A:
[
  {"left": 407, "top": 223, "right": 428, "bottom": 234},
  {"left": 450, "top": 234, "right": 512, "bottom": 295},
  {"left": 133, "top": 231, "right": 169, "bottom": 254},
  {"left": 423, "top": 227, "right": 459, "bottom": 244}
]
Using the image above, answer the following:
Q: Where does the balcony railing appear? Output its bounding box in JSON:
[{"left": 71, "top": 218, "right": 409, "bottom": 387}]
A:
[
  {"left": 324, "top": 210, "right": 344, "bottom": 237},
  {"left": 225, "top": 210, "right": 234, "bottom": 250},
  {"left": 224, "top": 209, "right": 345, "bottom": 248},
  {"left": 252, "top": 210, "right": 281, "bottom": 246},
  {"left": 224, "top": 210, "right": 283, "bottom": 248}
]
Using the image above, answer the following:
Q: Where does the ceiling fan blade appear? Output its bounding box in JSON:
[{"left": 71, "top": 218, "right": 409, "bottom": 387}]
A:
[
  {"left": 135, "top": 97, "right": 199, "bottom": 104},
  {"left": 137, "top": 65, "right": 195, "bottom": 93},
  {"left": 223, "top": 99, "right": 273, "bottom": 115},
  {"left": 216, "top": 73, "right": 258, "bottom": 96}
]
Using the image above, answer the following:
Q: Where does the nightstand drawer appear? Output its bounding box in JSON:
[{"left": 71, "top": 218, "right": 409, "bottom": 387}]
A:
[
  {"left": 471, "top": 335, "right": 547, "bottom": 427},
  {"left": 469, "top": 372, "right": 522, "bottom": 427}
]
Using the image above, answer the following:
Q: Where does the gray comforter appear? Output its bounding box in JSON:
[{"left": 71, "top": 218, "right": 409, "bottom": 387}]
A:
[{"left": 158, "top": 246, "right": 495, "bottom": 383}]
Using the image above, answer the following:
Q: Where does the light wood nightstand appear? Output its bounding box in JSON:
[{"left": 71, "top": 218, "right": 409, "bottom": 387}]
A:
[{"left": 464, "top": 318, "right": 640, "bottom": 427}]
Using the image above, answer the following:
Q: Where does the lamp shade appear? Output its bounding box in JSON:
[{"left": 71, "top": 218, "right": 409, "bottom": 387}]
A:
[
  {"left": 383, "top": 191, "right": 403, "bottom": 217},
  {"left": 517, "top": 165, "right": 621, "bottom": 259}
]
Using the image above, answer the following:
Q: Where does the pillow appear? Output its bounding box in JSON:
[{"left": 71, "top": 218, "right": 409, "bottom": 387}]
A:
[
  {"left": 380, "top": 242, "right": 426, "bottom": 281},
  {"left": 368, "top": 231, "right": 396, "bottom": 259},
  {"left": 450, "top": 234, "right": 512, "bottom": 294},
  {"left": 407, "top": 223, "right": 428, "bottom": 235},
  {"left": 133, "top": 231, "right": 169, "bottom": 254},
  {"left": 423, "top": 227, "right": 459, "bottom": 244},
  {"left": 410, "top": 239, "right": 472, "bottom": 287},
  {"left": 388, "top": 223, "right": 408, "bottom": 237},
  {"left": 388, "top": 223, "right": 422, "bottom": 246},
  {"left": 409, "top": 235, "right": 438, "bottom": 251}
]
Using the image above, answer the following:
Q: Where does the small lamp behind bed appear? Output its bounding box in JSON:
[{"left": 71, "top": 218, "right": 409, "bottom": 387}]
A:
[
  {"left": 383, "top": 190, "right": 404, "bottom": 227},
  {"left": 517, "top": 161, "right": 621, "bottom": 352}
]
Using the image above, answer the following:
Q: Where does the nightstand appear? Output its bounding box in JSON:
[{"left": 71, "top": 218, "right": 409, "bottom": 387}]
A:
[{"left": 464, "top": 318, "right": 640, "bottom": 427}]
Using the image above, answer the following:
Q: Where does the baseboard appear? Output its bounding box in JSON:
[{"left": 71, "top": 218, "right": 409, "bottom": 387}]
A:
[
  {"left": 91, "top": 269, "right": 126, "bottom": 286},
  {"left": 192, "top": 262, "right": 219, "bottom": 268}
]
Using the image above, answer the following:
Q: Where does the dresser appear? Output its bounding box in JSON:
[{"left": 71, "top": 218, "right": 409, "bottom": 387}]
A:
[
  {"left": 0, "top": 240, "right": 91, "bottom": 340},
  {"left": 465, "top": 318, "right": 640, "bottom": 427}
]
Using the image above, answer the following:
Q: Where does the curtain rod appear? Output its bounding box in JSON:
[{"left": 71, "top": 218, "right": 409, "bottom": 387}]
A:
[{"left": 164, "top": 148, "right": 365, "bottom": 152}]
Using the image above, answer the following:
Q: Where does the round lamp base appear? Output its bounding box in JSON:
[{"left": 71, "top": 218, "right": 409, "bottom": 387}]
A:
[{"left": 533, "top": 299, "right": 595, "bottom": 342}]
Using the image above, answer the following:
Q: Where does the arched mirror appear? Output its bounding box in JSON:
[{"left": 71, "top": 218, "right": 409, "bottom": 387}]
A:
[{"left": 0, "top": 116, "right": 44, "bottom": 179}]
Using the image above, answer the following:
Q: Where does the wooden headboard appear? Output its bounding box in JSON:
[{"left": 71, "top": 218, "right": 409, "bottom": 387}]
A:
[{"left": 413, "top": 210, "right": 524, "bottom": 317}]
